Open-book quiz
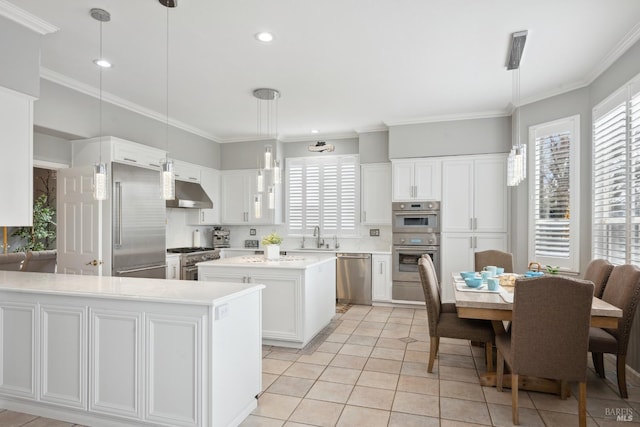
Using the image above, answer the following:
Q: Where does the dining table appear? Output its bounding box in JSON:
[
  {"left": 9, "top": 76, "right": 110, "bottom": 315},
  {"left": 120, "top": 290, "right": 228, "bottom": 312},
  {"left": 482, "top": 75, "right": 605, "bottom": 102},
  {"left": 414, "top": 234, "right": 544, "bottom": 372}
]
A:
[{"left": 451, "top": 272, "right": 623, "bottom": 396}]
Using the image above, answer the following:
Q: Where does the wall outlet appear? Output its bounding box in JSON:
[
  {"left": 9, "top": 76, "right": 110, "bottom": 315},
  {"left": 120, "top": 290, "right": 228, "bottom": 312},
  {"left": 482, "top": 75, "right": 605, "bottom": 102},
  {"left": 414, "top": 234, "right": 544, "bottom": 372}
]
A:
[
  {"left": 370, "top": 228, "right": 380, "bottom": 237},
  {"left": 249, "top": 228, "right": 256, "bottom": 236}
]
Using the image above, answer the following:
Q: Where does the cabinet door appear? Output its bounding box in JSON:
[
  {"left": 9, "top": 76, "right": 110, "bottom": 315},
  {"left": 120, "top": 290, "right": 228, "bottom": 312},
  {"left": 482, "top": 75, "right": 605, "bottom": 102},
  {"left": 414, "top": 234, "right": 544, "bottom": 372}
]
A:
[
  {"left": 414, "top": 160, "right": 441, "bottom": 200},
  {"left": 221, "top": 171, "right": 249, "bottom": 224},
  {"left": 392, "top": 160, "right": 414, "bottom": 201},
  {"left": 40, "top": 305, "right": 87, "bottom": 409},
  {"left": 173, "top": 160, "right": 201, "bottom": 183},
  {"left": 166, "top": 255, "right": 180, "bottom": 280},
  {"left": 0, "top": 302, "right": 36, "bottom": 399},
  {"left": 473, "top": 156, "right": 507, "bottom": 233},
  {"left": 89, "top": 309, "right": 142, "bottom": 419},
  {"left": 113, "top": 141, "right": 164, "bottom": 169},
  {"left": 440, "top": 233, "right": 474, "bottom": 303},
  {"left": 248, "top": 170, "right": 272, "bottom": 225},
  {"left": 199, "top": 168, "right": 220, "bottom": 224},
  {"left": 442, "top": 160, "right": 474, "bottom": 232},
  {"left": 250, "top": 273, "right": 302, "bottom": 342},
  {"left": 475, "top": 233, "right": 508, "bottom": 253},
  {"left": 371, "top": 254, "right": 392, "bottom": 302},
  {"left": 361, "top": 164, "right": 391, "bottom": 224},
  {"left": 0, "top": 88, "right": 32, "bottom": 226}
]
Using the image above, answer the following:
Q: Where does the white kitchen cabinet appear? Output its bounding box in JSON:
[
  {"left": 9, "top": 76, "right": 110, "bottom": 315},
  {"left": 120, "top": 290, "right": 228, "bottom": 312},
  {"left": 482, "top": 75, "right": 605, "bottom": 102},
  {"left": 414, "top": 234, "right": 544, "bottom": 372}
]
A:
[
  {"left": 372, "top": 254, "right": 392, "bottom": 302},
  {"left": 0, "top": 87, "right": 33, "bottom": 226},
  {"left": 361, "top": 163, "right": 391, "bottom": 224},
  {"left": 166, "top": 254, "right": 180, "bottom": 280},
  {"left": 173, "top": 160, "right": 201, "bottom": 183},
  {"left": 442, "top": 154, "right": 507, "bottom": 233},
  {"left": 72, "top": 136, "right": 166, "bottom": 171},
  {"left": 221, "top": 169, "right": 281, "bottom": 225},
  {"left": 196, "top": 167, "right": 220, "bottom": 224},
  {"left": 392, "top": 158, "right": 441, "bottom": 201},
  {"left": 0, "top": 302, "right": 36, "bottom": 399}
]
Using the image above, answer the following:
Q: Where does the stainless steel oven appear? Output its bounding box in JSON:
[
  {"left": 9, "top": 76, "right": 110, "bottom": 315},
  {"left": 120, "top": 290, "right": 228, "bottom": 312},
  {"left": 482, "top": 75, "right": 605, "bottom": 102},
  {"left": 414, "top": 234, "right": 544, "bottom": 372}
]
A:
[
  {"left": 167, "top": 247, "right": 220, "bottom": 280},
  {"left": 392, "top": 201, "right": 440, "bottom": 233},
  {"left": 392, "top": 244, "right": 440, "bottom": 302}
]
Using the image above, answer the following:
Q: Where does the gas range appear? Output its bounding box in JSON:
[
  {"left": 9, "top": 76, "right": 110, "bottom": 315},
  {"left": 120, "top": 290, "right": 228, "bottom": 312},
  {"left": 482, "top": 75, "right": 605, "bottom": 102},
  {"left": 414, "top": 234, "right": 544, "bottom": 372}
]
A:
[{"left": 167, "top": 247, "right": 221, "bottom": 279}]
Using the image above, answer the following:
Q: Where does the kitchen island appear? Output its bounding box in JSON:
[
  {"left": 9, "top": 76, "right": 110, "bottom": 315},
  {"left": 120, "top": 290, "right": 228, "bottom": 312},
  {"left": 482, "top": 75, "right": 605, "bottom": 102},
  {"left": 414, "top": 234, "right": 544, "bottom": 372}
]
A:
[
  {"left": 198, "top": 255, "right": 336, "bottom": 348},
  {"left": 0, "top": 271, "right": 264, "bottom": 427}
]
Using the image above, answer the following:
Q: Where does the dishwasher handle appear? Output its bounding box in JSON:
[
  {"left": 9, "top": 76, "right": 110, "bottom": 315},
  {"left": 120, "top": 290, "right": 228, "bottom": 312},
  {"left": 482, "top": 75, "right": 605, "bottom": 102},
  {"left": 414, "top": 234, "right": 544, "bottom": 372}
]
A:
[{"left": 337, "top": 253, "right": 371, "bottom": 259}]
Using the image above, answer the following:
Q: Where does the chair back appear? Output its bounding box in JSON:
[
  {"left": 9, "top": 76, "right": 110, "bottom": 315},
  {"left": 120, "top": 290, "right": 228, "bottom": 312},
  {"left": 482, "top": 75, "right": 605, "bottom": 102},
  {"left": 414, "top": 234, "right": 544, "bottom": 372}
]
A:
[
  {"left": 418, "top": 256, "right": 440, "bottom": 337},
  {"left": 583, "top": 259, "right": 614, "bottom": 298},
  {"left": 0, "top": 252, "right": 27, "bottom": 271},
  {"left": 511, "top": 276, "right": 594, "bottom": 382},
  {"left": 474, "top": 250, "right": 514, "bottom": 273},
  {"left": 601, "top": 264, "right": 640, "bottom": 353},
  {"left": 22, "top": 250, "right": 57, "bottom": 273}
]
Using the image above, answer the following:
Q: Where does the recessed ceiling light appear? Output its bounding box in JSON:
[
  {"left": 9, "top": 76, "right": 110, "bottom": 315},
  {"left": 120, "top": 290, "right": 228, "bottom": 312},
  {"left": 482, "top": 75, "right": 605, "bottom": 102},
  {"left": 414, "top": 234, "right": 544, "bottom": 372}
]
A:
[
  {"left": 93, "top": 59, "right": 112, "bottom": 68},
  {"left": 255, "top": 32, "right": 274, "bottom": 43},
  {"left": 311, "top": 129, "right": 319, "bottom": 134}
]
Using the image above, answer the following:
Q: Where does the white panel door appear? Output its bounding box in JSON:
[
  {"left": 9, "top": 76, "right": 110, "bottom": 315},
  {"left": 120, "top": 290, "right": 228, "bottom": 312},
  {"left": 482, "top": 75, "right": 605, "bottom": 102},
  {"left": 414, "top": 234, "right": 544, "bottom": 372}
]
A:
[
  {"left": 146, "top": 313, "right": 203, "bottom": 427},
  {"left": 200, "top": 168, "right": 220, "bottom": 224},
  {"left": 442, "top": 160, "right": 474, "bottom": 232},
  {"left": 372, "top": 254, "right": 392, "bottom": 302},
  {"left": 361, "top": 164, "right": 391, "bottom": 224},
  {"left": 250, "top": 273, "right": 302, "bottom": 342},
  {"left": 57, "top": 166, "right": 104, "bottom": 275},
  {"left": 90, "top": 309, "right": 142, "bottom": 419},
  {"left": 40, "top": 305, "right": 87, "bottom": 409},
  {"left": 414, "top": 160, "right": 442, "bottom": 200},
  {"left": 220, "top": 171, "right": 249, "bottom": 224},
  {"left": 473, "top": 156, "right": 508, "bottom": 233},
  {"left": 475, "top": 233, "right": 508, "bottom": 253},
  {"left": 0, "top": 302, "right": 36, "bottom": 399},
  {"left": 392, "top": 160, "right": 414, "bottom": 201},
  {"left": 441, "top": 233, "right": 474, "bottom": 303}
]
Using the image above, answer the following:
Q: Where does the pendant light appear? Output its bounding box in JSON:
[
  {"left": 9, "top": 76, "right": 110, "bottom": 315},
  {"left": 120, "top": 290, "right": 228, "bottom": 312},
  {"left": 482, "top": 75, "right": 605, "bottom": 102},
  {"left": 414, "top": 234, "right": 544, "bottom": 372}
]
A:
[
  {"left": 91, "top": 8, "right": 110, "bottom": 201},
  {"left": 253, "top": 88, "right": 281, "bottom": 210},
  {"left": 160, "top": 0, "right": 176, "bottom": 200},
  {"left": 506, "top": 30, "right": 528, "bottom": 187}
]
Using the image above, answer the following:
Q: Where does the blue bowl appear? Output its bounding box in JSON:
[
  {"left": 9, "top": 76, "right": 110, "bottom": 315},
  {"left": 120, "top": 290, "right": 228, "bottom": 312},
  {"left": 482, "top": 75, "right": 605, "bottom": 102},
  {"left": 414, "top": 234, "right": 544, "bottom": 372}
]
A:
[
  {"left": 464, "top": 277, "right": 483, "bottom": 288},
  {"left": 524, "top": 271, "right": 544, "bottom": 277},
  {"left": 460, "top": 271, "right": 476, "bottom": 279}
]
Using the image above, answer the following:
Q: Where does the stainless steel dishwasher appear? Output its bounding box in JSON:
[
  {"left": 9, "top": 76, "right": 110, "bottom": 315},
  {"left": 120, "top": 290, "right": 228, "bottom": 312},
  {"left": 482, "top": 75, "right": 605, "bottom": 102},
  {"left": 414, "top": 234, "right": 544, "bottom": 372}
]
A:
[{"left": 336, "top": 253, "right": 372, "bottom": 305}]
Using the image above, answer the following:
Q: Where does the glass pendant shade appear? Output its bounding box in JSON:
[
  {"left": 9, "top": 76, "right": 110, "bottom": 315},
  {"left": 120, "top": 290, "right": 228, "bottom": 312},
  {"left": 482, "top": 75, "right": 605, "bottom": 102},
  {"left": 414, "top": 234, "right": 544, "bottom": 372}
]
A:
[
  {"left": 257, "top": 169, "right": 264, "bottom": 192},
  {"left": 161, "top": 158, "right": 175, "bottom": 200},
  {"left": 254, "top": 194, "right": 262, "bottom": 219},
  {"left": 273, "top": 160, "right": 281, "bottom": 184},
  {"left": 264, "top": 145, "right": 273, "bottom": 170},
  {"left": 93, "top": 163, "right": 108, "bottom": 201},
  {"left": 268, "top": 185, "right": 275, "bottom": 209}
]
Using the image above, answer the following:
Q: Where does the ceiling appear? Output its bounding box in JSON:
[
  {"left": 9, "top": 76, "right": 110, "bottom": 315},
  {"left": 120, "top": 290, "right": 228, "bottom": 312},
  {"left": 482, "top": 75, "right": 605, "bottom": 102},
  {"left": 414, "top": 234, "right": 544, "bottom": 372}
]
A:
[{"left": 5, "top": 0, "right": 640, "bottom": 143}]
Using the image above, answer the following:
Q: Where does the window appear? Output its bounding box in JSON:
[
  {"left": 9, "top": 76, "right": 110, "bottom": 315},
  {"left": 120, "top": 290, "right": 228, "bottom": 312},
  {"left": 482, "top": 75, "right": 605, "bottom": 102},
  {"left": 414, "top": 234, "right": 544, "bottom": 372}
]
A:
[
  {"left": 286, "top": 155, "right": 359, "bottom": 236},
  {"left": 592, "top": 76, "right": 640, "bottom": 265},
  {"left": 528, "top": 115, "right": 580, "bottom": 272}
]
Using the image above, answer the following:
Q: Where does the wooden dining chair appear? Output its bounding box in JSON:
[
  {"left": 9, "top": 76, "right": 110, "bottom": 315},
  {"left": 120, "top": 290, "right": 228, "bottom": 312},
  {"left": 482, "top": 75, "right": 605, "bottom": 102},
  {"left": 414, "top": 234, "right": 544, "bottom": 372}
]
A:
[
  {"left": 474, "top": 249, "right": 514, "bottom": 273},
  {"left": 418, "top": 256, "right": 494, "bottom": 373},
  {"left": 589, "top": 264, "right": 640, "bottom": 398},
  {"left": 0, "top": 252, "right": 27, "bottom": 271},
  {"left": 21, "top": 250, "right": 57, "bottom": 273},
  {"left": 583, "top": 259, "right": 614, "bottom": 298},
  {"left": 496, "top": 276, "right": 594, "bottom": 426}
]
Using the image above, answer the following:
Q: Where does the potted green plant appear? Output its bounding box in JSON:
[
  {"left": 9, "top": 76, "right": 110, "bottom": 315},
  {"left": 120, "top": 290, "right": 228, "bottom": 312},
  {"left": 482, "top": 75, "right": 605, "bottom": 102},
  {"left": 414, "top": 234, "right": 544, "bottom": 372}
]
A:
[
  {"left": 12, "top": 194, "right": 56, "bottom": 252},
  {"left": 261, "top": 232, "right": 282, "bottom": 260}
]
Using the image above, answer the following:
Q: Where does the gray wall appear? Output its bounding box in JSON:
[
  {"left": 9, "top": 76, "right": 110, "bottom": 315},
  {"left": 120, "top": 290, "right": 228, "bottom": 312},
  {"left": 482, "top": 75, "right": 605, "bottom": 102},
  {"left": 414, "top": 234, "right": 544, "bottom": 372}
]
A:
[
  {"left": 388, "top": 116, "right": 511, "bottom": 158},
  {"left": 34, "top": 80, "right": 221, "bottom": 169},
  {"left": 219, "top": 139, "right": 282, "bottom": 170},
  {"left": 0, "top": 16, "right": 40, "bottom": 97},
  {"left": 359, "top": 131, "right": 389, "bottom": 164},
  {"left": 34, "top": 132, "right": 72, "bottom": 165},
  {"left": 590, "top": 37, "right": 640, "bottom": 108}
]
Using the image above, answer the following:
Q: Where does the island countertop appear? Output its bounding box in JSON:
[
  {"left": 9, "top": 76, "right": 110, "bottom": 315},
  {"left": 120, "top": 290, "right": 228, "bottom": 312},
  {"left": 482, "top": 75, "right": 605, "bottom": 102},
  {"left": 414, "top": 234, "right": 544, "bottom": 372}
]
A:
[
  {"left": 198, "top": 254, "right": 336, "bottom": 270},
  {"left": 0, "top": 270, "right": 263, "bottom": 305}
]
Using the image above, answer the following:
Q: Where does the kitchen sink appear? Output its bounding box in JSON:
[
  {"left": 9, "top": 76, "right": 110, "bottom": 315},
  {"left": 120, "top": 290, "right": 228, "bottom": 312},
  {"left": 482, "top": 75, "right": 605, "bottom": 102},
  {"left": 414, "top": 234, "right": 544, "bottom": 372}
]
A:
[{"left": 294, "top": 247, "right": 336, "bottom": 251}]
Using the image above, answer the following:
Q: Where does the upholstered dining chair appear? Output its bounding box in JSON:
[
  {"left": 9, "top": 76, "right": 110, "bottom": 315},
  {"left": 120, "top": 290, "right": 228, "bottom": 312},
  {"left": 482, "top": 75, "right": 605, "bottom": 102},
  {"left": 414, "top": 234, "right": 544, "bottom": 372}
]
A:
[
  {"left": 0, "top": 252, "right": 27, "bottom": 271},
  {"left": 590, "top": 264, "right": 640, "bottom": 398},
  {"left": 496, "top": 276, "right": 594, "bottom": 426},
  {"left": 21, "top": 250, "right": 57, "bottom": 273},
  {"left": 418, "top": 256, "right": 494, "bottom": 373},
  {"left": 474, "top": 249, "right": 514, "bottom": 273},
  {"left": 583, "top": 258, "right": 614, "bottom": 298},
  {"left": 421, "top": 255, "right": 456, "bottom": 313}
]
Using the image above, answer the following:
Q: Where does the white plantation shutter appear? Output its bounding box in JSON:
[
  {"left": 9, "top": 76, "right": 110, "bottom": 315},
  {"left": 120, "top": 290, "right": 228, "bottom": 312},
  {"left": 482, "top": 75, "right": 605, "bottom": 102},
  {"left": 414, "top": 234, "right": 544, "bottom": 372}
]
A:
[
  {"left": 528, "top": 116, "right": 580, "bottom": 272},
  {"left": 286, "top": 155, "right": 360, "bottom": 236}
]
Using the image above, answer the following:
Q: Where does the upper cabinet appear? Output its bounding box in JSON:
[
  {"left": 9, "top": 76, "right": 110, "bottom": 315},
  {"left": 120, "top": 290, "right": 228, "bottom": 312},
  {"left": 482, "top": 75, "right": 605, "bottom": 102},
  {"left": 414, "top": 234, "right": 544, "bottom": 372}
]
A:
[
  {"left": 392, "top": 159, "right": 441, "bottom": 201},
  {"left": 220, "top": 169, "right": 281, "bottom": 225},
  {"left": 0, "top": 87, "right": 34, "bottom": 226},
  {"left": 72, "top": 137, "right": 166, "bottom": 171},
  {"left": 361, "top": 163, "right": 391, "bottom": 225},
  {"left": 173, "top": 160, "right": 201, "bottom": 183},
  {"left": 187, "top": 167, "right": 221, "bottom": 225},
  {"left": 441, "top": 154, "right": 507, "bottom": 233}
]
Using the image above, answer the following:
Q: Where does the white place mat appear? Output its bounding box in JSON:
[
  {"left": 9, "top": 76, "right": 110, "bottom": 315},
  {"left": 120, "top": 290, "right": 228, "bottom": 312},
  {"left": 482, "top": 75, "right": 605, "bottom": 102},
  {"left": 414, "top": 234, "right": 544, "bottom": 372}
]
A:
[
  {"left": 455, "top": 280, "right": 502, "bottom": 293},
  {"left": 499, "top": 289, "right": 514, "bottom": 303}
]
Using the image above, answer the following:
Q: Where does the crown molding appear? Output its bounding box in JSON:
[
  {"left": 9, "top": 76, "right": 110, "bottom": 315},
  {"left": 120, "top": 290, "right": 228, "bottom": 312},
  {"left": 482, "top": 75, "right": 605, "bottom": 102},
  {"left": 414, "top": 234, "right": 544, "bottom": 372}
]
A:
[
  {"left": 355, "top": 125, "right": 389, "bottom": 134},
  {"left": 583, "top": 21, "right": 640, "bottom": 86},
  {"left": 384, "top": 109, "right": 510, "bottom": 127},
  {"left": 40, "top": 67, "right": 221, "bottom": 143},
  {"left": 0, "top": 1, "right": 58, "bottom": 35},
  {"left": 279, "top": 131, "right": 358, "bottom": 143}
]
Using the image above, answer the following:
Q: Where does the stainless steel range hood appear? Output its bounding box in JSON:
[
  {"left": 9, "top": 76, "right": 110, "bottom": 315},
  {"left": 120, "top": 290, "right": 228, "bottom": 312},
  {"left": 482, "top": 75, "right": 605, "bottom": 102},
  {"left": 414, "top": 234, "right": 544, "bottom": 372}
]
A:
[{"left": 166, "top": 180, "right": 213, "bottom": 209}]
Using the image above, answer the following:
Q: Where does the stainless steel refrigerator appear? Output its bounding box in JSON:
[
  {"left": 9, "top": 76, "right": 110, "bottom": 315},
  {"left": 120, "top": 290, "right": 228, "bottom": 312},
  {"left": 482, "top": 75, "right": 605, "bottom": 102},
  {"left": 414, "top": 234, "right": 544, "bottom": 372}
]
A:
[{"left": 111, "top": 162, "right": 166, "bottom": 278}]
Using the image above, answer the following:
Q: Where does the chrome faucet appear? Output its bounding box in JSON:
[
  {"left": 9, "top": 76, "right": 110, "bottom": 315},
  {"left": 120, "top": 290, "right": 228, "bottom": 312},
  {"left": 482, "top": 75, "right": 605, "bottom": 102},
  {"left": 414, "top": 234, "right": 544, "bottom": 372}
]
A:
[{"left": 313, "top": 226, "right": 324, "bottom": 248}]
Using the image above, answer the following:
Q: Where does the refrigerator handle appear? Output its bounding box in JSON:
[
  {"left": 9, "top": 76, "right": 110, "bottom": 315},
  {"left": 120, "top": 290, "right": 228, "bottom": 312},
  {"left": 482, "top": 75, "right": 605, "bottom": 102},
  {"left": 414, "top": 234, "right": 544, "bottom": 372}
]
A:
[{"left": 114, "top": 181, "right": 123, "bottom": 247}]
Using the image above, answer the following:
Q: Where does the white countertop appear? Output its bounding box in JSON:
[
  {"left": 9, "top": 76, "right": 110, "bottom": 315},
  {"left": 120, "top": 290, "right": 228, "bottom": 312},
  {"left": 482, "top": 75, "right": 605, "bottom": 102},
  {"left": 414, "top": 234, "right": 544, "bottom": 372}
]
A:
[
  {"left": 222, "top": 247, "right": 392, "bottom": 255},
  {"left": 0, "top": 270, "right": 263, "bottom": 306},
  {"left": 198, "top": 255, "right": 336, "bottom": 269}
]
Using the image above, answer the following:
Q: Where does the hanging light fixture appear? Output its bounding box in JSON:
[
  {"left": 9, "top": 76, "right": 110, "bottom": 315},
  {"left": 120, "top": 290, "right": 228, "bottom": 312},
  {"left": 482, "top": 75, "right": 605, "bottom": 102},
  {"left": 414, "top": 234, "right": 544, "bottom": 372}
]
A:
[
  {"left": 254, "top": 194, "right": 262, "bottom": 219},
  {"left": 90, "top": 8, "right": 110, "bottom": 201},
  {"left": 506, "top": 30, "right": 528, "bottom": 187},
  {"left": 159, "top": 0, "right": 176, "bottom": 200},
  {"left": 253, "top": 88, "right": 281, "bottom": 209},
  {"left": 268, "top": 185, "right": 275, "bottom": 209}
]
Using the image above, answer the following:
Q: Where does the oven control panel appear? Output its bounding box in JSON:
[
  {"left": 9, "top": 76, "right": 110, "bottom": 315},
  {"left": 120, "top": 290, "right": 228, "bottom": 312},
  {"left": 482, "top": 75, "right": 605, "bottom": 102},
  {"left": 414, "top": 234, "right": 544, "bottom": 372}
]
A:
[{"left": 393, "top": 233, "right": 439, "bottom": 246}]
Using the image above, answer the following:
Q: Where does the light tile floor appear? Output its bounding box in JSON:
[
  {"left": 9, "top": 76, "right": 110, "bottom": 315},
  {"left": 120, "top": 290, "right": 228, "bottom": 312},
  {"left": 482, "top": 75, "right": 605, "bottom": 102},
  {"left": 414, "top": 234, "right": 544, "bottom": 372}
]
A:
[{"left": 1, "top": 304, "right": 639, "bottom": 426}]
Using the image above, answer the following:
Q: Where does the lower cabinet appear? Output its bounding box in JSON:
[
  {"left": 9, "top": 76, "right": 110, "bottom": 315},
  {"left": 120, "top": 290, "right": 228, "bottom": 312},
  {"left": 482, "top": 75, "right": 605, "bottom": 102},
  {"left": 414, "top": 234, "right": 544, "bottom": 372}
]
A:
[
  {"left": 0, "top": 302, "right": 37, "bottom": 400},
  {"left": 166, "top": 254, "right": 180, "bottom": 280},
  {"left": 372, "top": 254, "right": 392, "bottom": 303}
]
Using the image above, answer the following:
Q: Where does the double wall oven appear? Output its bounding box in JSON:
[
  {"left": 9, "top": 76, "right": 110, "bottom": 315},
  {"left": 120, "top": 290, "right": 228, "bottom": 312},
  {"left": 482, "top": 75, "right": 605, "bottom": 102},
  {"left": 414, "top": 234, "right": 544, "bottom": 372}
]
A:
[{"left": 392, "top": 201, "right": 441, "bottom": 302}]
